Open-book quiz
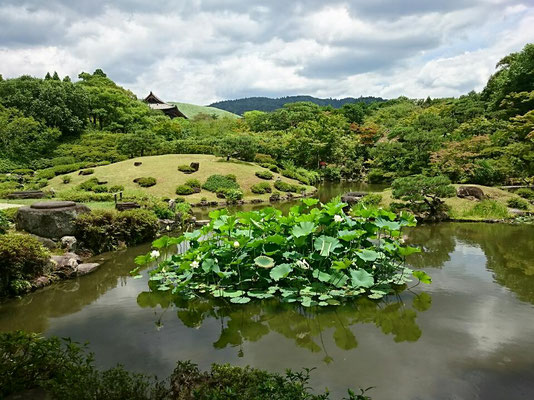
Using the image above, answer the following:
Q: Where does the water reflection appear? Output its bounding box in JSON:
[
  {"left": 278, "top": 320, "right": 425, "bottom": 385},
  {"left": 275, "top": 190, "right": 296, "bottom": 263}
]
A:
[{"left": 137, "top": 292, "right": 431, "bottom": 361}]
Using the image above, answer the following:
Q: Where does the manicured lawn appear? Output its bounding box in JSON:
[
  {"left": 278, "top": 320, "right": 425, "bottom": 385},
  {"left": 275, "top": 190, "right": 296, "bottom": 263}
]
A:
[
  {"left": 46, "top": 154, "right": 313, "bottom": 203},
  {"left": 170, "top": 102, "right": 240, "bottom": 119}
]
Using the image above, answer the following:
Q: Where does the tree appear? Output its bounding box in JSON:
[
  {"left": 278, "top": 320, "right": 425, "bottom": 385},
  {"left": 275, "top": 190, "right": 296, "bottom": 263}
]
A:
[
  {"left": 341, "top": 102, "right": 366, "bottom": 124},
  {"left": 117, "top": 131, "right": 159, "bottom": 157},
  {"left": 392, "top": 175, "right": 456, "bottom": 218}
]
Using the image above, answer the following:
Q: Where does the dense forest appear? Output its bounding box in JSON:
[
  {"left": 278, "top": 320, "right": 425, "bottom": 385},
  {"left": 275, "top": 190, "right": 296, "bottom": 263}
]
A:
[
  {"left": 209, "top": 95, "right": 384, "bottom": 115},
  {"left": 0, "top": 44, "right": 532, "bottom": 197}
]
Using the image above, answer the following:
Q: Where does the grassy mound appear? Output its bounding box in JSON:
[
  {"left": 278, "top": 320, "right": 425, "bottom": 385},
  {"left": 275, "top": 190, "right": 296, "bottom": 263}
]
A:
[
  {"left": 46, "top": 155, "right": 313, "bottom": 204},
  {"left": 379, "top": 184, "right": 533, "bottom": 220},
  {"left": 170, "top": 102, "right": 240, "bottom": 119}
]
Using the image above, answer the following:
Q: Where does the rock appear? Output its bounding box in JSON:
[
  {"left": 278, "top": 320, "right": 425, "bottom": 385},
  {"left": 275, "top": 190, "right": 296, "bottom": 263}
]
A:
[
  {"left": 97, "top": 180, "right": 108, "bottom": 185},
  {"left": 195, "top": 220, "right": 210, "bottom": 227},
  {"left": 340, "top": 192, "right": 366, "bottom": 205},
  {"left": 159, "top": 218, "right": 179, "bottom": 232},
  {"left": 115, "top": 202, "right": 141, "bottom": 211},
  {"left": 250, "top": 199, "right": 264, "bottom": 204},
  {"left": 16, "top": 201, "right": 90, "bottom": 239},
  {"left": 60, "top": 236, "right": 77, "bottom": 251},
  {"left": 76, "top": 263, "right": 100, "bottom": 276},
  {"left": 6, "top": 190, "right": 45, "bottom": 199},
  {"left": 134, "top": 161, "right": 142, "bottom": 166},
  {"left": 190, "top": 162, "right": 199, "bottom": 171},
  {"left": 209, "top": 201, "right": 218, "bottom": 206},
  {"left": 30, "top": 234, "right": 58, "bottom": 250},
  {"left": 216, "top": 192, "right": 226, "bottom": 199},
  {"left": 51, "top": 252, "right": 81, "bottom": 278},
  {"left": 32, "top": 276, "right": 51, "bottom": 289},
  {"left": 457, "top": 186, "right": 485, "bottom": 200},
  {"left": 269, "top": 193, "right": 281, "bottom": 202}
]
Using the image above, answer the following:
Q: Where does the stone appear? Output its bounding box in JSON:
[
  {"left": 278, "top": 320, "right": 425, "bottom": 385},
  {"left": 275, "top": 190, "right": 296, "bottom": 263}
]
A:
[
  {"left": 60, "top": 236, "right": 77, "bottom": 251},
  {"left": 269, "top": 193, "right": 281, "bottom": 202},
  {"left": 195, "top": 220, "right": 210, "bottom": 227},
  {"left": 250, "top": 199, "right": 264, "bottom": 204},
  {"left": 51, "top": 252, "right": 81, "bottom": 278},
  {"left": 16, "top": 202, "right": 90, "bottom": 239},
  {"left": 340, "top": 192, "right": 366, "bottom": 205},
  {"left": 115, "top": 202, "right": 141, "bottom": 211},
  {"left": 134, "top": 161, "right": 142, "bottom": 166},
  {"left": 457, "top": 186, "right": 485, "bottom": 200},
  {"left": 76, "top": 263, "right": 100, "bottom": 276},
  {"left": 32, "top": 276, "right": 51, "bottom": 289},
  {"left": 30, "top": 234, "right": 58, "bottom": 250},
  {"left": 190, "top": 162, "right": 199, "bottom": 171},
  {"left": 6, "top": 190, "right": 45, "bottom": 199}
]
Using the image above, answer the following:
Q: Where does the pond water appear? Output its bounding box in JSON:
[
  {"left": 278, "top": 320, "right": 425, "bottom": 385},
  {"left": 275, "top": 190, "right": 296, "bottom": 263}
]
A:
[{"left": 1, "top": 183, "right": 534, "bottom": 399}]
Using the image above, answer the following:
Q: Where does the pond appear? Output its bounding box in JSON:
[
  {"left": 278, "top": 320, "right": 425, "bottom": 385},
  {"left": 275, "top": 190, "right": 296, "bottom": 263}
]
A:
[{"left": 1, "top": 183, "right": 533, "bottom": 399}]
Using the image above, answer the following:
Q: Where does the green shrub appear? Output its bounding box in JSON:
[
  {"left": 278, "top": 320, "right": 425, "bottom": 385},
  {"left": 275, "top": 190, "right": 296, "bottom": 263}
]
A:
[
  {"left": 367, "top": 169, "right": 394, "bottom": 183},
  {"left": 260, "top": 163, "right": 280, "bottom": 172},
  {"left": 251, "top": 182, "right": 272, "bottom": 194},
  {"left": 463, "top": 200, "right": 510, "bottom": 220},
  {"left": 12, "top": 168, "right": 34, "bottom": 175},
  {"left": 109, "top": 185, "right": 124, "bottom": 193},
  {"left": 516, "top": 188, "right": 534, "bottom": 200},
  {"left": 322, "top": 166, "right": 342, "bottom": 181},
  {"left": 78, "top": 169, "right": 94, "bottom": 176},
  {"left": 75, "top": 209, "right": 159, "bottom": 254},
  {"left": 226, "top": 174, "right": 237, "bottom": 182},
  {"left": 0, "top": 233, "right": 50, "bottom": 296},
  {"left": 0, "top": 210, "right": 9, "bottom": 234},
  {"left": 135, "top": 177, "right": 157, "bottom": 188},
  {"left": 78, "top": 177, "right": 99, "bottom": 191},
  {"left": 203, "top": 174, "right": 241, "bottom": 192},
  {"left": 507, "top": 197, "right": 529, "bottom": 210},
  {"left": 58, "top": 190, "right": 114, "bottom": 202},
  {"left": 178, "top": 164, "right": 196, "bottom": 173},
  {"left": 176, "top": 185, "right": 194, "bottom": 195},
  {"left": 360, "top": 193, "right": 383, "bottom": 207},
  {"left": 36, "top": 169, "right": 56, "bottom": 180},
  {"left": 254, "top": 153, "right": 275, "bottom": 164},
  {"left": 1, "top": 207, "right": 19, "bottom": 223},
  {"left": 92, "top": 185, "right": 109, "bottom": 193},
  {"left": 222, "top": 189, "right": 243, "bottom": 203},
  {"left": 255, "top": 170, "right": 273, "bottom": 180},
  {"left": 175, "top": 197, "right": 185, "bottom": 203},
  {"left": 184, "top": 179, "right": 201, "bottom": 189},
  {"left": 62, "top": 175, "right": 72, "bottom": 184},
  {"left": 274, "top": 180, "right": 302, "bottom": 193}
]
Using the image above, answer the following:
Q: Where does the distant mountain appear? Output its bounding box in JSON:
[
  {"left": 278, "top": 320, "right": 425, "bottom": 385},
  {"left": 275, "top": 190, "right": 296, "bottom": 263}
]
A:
[{"left": 209, "top": 95, "right": 385, "bottom": 115}]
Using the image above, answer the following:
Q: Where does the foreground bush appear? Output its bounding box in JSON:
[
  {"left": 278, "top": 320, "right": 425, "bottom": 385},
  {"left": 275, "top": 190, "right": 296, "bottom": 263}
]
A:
[
  {"left": 202, "top": 174, "right": 241, "bottom": 192},
  {"left": 507, "top": 197, "right": 529, "bottom": 210},
  {"left": 0, "top": 233, "right": 50, "bottom": 296},
  {"left": 140, "top": 199, "right": 430, "bottom": 306},
  {"left": 0, "top": 331, "right": 371, "bottom": 400},
  {"left": 75, "top": 209, "right": 159, "bottom": 254}
]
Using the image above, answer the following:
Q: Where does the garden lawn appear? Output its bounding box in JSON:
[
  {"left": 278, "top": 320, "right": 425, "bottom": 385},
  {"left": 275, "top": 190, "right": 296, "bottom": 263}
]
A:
[
  {"left": 378, "top": 184, "right": 534, "bottom": 220},
  {"left": 46, "top": 154, "right": 314, "bottom": 204},
  {"left": 170, "top": 102, "right": 240, "bottom": 119}
]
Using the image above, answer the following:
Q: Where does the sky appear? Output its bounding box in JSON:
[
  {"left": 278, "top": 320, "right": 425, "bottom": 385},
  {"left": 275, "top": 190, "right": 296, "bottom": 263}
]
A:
[{"left": 1, "top": 0, "right": 533, "bottom": 105}]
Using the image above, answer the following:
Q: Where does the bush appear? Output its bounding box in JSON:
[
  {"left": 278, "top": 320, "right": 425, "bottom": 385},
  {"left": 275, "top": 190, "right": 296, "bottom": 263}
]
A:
[
  {"left": 78, "top": 169, "right": 94, "bottom": 176},
  {"left": 323, "top": 166, "right": 342, "bottom": 181},
  {"left": 109, "top": 185, "right": 124, "bottom": 193},
  {"left": 251, "top": 182, "right": 272, "bottom": 194},
  {"left": 226, "top": 174, "right": 237, "bottom": 182},
  {"left": 0, "top": 210, "right": 9, "bottom": 234},
  {"left": 202, "top": 174, "right": 241, "bottom": 192},
  {"left": 507, "top": 197, "right": 529, "bottom": 210},
  {"left": 178, "top": 164, "right": 196, "bottom": 173},
  {"left": 0, "top": 233, "right": 50, "bottom": 296},
  {"left": 75, "top": 209, "right": 159, "bottom": 254},
  {"left": 57, "top": 190, "right": 114, "bottom": 203},
  {"left": 12, "top": 168, "right": 34, "bottom": 175},
  {"left": 176, "top": 185, "right": 194, "bottom": 195},
  {"left": 77, "top": 177, "right": 99, "bottom": 191},
  {"left": 463, "top": 200, "right": 510, "bottom": 220},
  {"left": 516, "top": 188, "right": 534, "bottom": 200},
  {"left": 62, "top": 175, "right": 72, "bottom": 184},
  {"left": 222, "top": 189, "right": 244, "bottom": 203},
  {"left": 254, "top": 153, "right": 275, "bottom": 164},
  {"left": 184, "top": 179, "right": 201, "bottom": 189},
  {"left": 255, "top": 170, "right": 273, "bottom": 180},
  {"left": 367, "top": 169, "right": 394, "bottom": 184},
  {"left": 1, "top": 207, "right": 19, "bottom": 223},
  {"left": 92, "top": 185, "right": 109, "bottom": 193},
  {"left": 135, "top": 177, "right": 157, "bottom": 188},
  {"left": 260, "top": 163, "right": 280, "bottom": 172},
  {"left": 360, "top": 193, "right": 383, "bottom": 207},
  {"left": 35, "top": 169, "right": 56, "bottom": 180},
  {"left": 274, "top": 180, "right": 302, "bottom": 193}
]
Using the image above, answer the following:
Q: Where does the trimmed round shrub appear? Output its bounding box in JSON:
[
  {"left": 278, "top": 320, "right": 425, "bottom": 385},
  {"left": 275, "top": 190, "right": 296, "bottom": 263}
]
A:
[
  {"left": 135, "top": 177, "right": 157, "bottom": 187},
  {"left": 78, "top": 169, "right": 94, "bottom": 176},
  {"left": 221, "top": 189, "right": 243, "bottom": 203},
  {"left": 226, "top": 174, "right": 237, "bottom": 182},
  {"left": 184, "top": 179, "right": 201, "bottom": 189},
  {"left": 360, "top": 193, "right": 383, "bottom": 207},
  {"left": 62, "top": 175, "right": 72, "bottom": 184},
  {"left": 274, "top": 180, "right": 302, "bottom": 193},
  {"left": 0, "top": 210, "right": 9, "bottom": 234},
  {"left": 516, "top": 188, "right": 534, "bottom": 200},
  {"left": 254, "top": 153, "right": 275, "bottom": 164},
  {"left": 202, "top": 175, "right": 241, "bottom": 192},
  {"left": 178, "top": 165, "right": 196, "bottom": 173},
  {"left": 507, "top": 197, "right": 529, "bottom": 210},
  {"left": 251, "top": 182, "right": 272, "bottom": 194},
  {"left": 1, "top": 207, "right": 19, "bottom": 223},
  {"left": 176, "top": 185, "right": 194, "bottom": 195},
  {"left": 255, "top": 170, "right": 273, "bottom": 180},
  {"left": 77, "top": 177, "right": 99, "bottom": 191},
  {"left": 260, "top": 163, "right": 279, "bottom": 173},
  {"left": 0, "top": 233, "right": 50, "bottom": 296}
]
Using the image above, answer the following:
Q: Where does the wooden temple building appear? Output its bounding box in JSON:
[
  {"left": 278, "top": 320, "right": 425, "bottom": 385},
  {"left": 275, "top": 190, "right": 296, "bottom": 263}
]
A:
[{"left": 144, "top": 92, "right": 187, "bottom": 119}]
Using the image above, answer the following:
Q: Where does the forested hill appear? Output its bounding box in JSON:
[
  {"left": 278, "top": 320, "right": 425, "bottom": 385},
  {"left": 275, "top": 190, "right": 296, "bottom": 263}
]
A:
[{"left": 209, "top": 95, "right": 384, "bottom": 115}]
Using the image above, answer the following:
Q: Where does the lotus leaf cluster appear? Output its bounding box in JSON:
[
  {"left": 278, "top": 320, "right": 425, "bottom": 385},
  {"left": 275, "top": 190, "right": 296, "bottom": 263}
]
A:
[{"left": 138, "top": 198, "right": 431, "bottom": 307}]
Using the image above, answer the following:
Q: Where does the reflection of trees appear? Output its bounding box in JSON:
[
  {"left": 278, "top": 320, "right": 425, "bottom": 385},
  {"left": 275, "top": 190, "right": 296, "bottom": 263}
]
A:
[
  {"left": 405, "top": 224, "right": 457, "bottom": 268},
  {"left": 137, "top": 293, "right": 430, "bottom": 360}
]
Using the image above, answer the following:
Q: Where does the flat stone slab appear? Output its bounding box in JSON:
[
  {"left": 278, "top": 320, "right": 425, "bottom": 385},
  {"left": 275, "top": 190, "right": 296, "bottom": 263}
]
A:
[
  {"left": 77, "top": 263, "right": 100, "bottom": 276},
  {"left": 31, "top": 201, "right": 76, "bottom": 209},
  {"left": 7, "top": 190, "right": 45, "bottom": 199}
]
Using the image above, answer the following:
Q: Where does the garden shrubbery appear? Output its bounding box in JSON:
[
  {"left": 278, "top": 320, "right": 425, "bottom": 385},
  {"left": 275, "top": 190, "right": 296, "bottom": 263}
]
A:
[
  {"left": 507, "top": 197, "right": 529, "bottom": 210},
  {"left": 75, "top": 209, "right": 159, "bottom": 254},
  {"left": 274, "top": 180, "right": 303, "bottom": 193},
  {"left": 178, "top": 164, "right": 196, "bottom": 173},
  {"left": 0, "top": 233, "right": 50, "bottom": 296},
  {"left": 176, "top": 185, "right": 194, "bottom": 195},
  {"left": 135, "top": 177, "right": 157, "bottom": 188},
  {"left": 202, "top": 174, "right": 241, "bottom": 192},
  {"left": 251, "top": 182, "right": 272, "bottom": 194},
  {"left": 516, "top": 188, "right": 534, "bottom": 201},
  {"left": 255, "top": 170, "right": 273, "bottom": 180}
]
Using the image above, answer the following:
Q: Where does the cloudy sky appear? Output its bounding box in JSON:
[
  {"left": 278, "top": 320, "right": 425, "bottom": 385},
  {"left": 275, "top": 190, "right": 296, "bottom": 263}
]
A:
[{"left": 1, "top": 0, "right": 533, "bottom": 104}]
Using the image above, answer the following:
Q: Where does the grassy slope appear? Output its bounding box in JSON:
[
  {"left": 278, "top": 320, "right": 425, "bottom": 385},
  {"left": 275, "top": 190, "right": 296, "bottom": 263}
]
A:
[
  {"left": 378, "top": 184, "right": 533, "bottom": 220},
  {"left": 170, "top": 102, "right": 240, "bottom": 119},
  {"left": 46, "top": 154, "right": 313, "bottom": 204}
]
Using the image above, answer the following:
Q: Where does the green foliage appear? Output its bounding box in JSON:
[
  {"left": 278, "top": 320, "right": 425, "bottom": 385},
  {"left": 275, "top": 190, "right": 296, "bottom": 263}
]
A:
[
  {"left": 136, "top": 177, "right": 157, "bottom": 188},
  {"left": 57, "top": 189, "right": 115, "bottom": 202},
  {"left": 274, "top": 180, "right": 303, "bottom": 193},
  {"left": 75, "top": 209, "right": 159, "bottom": 254},
  {"left": 178, "top": 164, "right": 196, "bottom": 173},
  {"left": 221, "top": 189, "right": 244, "bottom": 203},
  {"left": 184, "top": 178, "right": 201, "bottom": 188},
  {"left": 202, "top": 174, "right": 241, "bottom": 192},
  {"left": 507, "top": 197, "right": 529, "bottom": 210},
  {"left": 323, "top": 166, "right": 342, "bottom": 181},
  {"left": 516, "top": 188, "right": 534, "bottom": 200},
  {"left": 0, "top": 210, "right": 9, "bottom": 234},
  {"left": 0, "top": 233, "right": 50, "bottom": 296},
  {"left": 62, "top": 175, "right": 72, "bottom": 184},
  {"left": 360, "top": 194, "right": 383, "bottom": 207},
  {"left": 251, "top": 182, "right": 272, "bottom": 194},
  {"left": 143, "top": 199, "right": 424, "bottom": 307},
  {"left": 176, "top": 185, "right": 194, "bottom": 195},
  {"left": 255, "top": 170, "right": 274, "bottom": 180},
  {"left": 463, "top": 200, "right": 510, "bottom": 219},
  {"left": 1, "top": 207, "right": 18, "bottom": 223}
]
